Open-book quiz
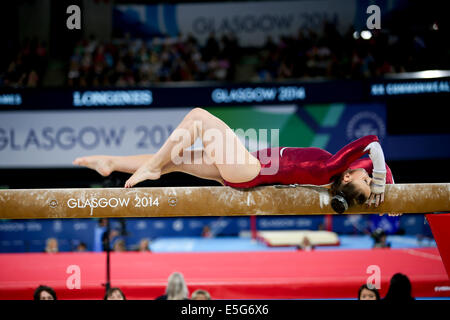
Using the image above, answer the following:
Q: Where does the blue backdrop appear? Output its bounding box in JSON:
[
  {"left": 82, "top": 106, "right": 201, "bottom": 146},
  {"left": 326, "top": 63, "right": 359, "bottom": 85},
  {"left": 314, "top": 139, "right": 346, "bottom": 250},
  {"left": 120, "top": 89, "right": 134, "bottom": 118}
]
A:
[{"left": 0, "top": 215, "right": 432, "bottom": 253}]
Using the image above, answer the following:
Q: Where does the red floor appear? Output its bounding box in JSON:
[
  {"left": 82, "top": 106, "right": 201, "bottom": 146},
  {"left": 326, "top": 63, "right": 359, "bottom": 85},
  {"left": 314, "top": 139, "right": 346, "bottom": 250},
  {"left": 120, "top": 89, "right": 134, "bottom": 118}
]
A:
[{"left": 0, "top": 248, "right": 449, "bottom": 300}]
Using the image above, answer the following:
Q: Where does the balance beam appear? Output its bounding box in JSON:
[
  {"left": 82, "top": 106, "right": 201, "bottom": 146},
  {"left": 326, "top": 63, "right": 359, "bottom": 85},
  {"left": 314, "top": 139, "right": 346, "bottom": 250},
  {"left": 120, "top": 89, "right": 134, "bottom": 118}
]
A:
[{"left": 0, "top": 183, "right": 448, "bottom": 219}]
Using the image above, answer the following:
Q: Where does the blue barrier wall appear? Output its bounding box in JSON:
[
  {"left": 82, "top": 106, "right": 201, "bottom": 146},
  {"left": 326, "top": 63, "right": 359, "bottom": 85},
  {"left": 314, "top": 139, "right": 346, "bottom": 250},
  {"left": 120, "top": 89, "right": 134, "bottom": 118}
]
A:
[{"left": 0, "top": 215, "right": 432, "bottom": 253}]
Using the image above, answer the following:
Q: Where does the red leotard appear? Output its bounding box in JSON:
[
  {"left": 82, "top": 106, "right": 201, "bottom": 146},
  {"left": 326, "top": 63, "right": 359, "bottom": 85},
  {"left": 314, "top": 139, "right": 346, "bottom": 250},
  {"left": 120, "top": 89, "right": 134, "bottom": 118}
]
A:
[{"left": 223, "top": 135, "right": 393, "bottom": 188}]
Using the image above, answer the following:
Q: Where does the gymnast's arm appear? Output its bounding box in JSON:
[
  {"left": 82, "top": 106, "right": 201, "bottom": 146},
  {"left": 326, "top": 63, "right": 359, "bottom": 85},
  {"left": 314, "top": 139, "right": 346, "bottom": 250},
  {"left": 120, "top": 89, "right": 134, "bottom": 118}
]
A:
[
  {"left": 364, "top": 140, "right": 388, "bottom": 208},
  {"left": 364, "top": 143, "right": 402, "bottom": 216},
  {"left": 326, "top": 135, "right": 381, "bottom": 177}
]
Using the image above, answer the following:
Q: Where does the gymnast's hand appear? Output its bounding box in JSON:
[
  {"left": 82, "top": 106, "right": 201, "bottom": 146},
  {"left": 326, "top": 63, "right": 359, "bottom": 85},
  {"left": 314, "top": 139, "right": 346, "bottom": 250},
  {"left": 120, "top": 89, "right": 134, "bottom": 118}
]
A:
[
  {"left": 367, "top": 170, "right": 386, "bottom": 208},
  {"left": 367, "top": 191, "right": 384, "bottom": 208}
]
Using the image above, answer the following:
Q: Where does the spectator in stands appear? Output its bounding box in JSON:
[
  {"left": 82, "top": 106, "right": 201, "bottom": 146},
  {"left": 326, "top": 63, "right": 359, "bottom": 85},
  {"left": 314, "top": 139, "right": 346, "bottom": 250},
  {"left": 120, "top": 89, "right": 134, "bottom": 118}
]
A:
[
  {"left": 94, "top": 218, "right": 107, "bottom": 252},
  {"left": 33, "top": 285, "right": 57, "bottom": 300},
  {"left": 201, "top": 226, "right": 212, "bottom": 238},
  {"left": 358, "top": 284, "right": 380, "bottom": 300},
  {"left": 156, "top": 272, "right": 189, "bottom": 300},
  {"left": 191, "top": 289, "right": 211, "bottom": 300},
  {"left": 203, "top": 32, "right": 220, "bottom": 62},
  {"left": 44, "top": 238, "right": 59, "bottom": 253},
  {"left": 297, "top": 236, "right": 314, "bottom": 251},
  {"left": 113, "top": 239, "right": 127, "bottom": 252},
  {"left": 137, "top": 238, "right": 151, "bottom": 252},
  {"left": 372, "top": 228, "right": 391, "bottom": 249},
  {"left": 383, "top": 273, "right": 415, "bottom": 302},
  {"left": 94, "top": 218, "right": 120, "bottom": 252},
  {"left": 0, "top": 38, "right": 48, "bottom": 88},
  {"left": 75, "top": 242, "right": 87, "bottom": 252},
  {"left": 104, "top": 287, "right": 126, "bottom": 300}
]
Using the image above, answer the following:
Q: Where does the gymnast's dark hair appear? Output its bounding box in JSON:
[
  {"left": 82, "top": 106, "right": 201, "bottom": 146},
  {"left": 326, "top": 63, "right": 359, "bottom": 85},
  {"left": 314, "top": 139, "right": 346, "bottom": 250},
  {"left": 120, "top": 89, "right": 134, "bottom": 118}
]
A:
[{"left": 330, "top": 169, "right": 368, "bottom": 214}]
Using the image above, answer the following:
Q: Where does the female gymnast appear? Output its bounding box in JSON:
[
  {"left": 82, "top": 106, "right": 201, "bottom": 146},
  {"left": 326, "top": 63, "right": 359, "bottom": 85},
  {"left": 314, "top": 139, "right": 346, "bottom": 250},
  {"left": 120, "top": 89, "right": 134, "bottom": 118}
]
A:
[{"left": 73, "top": 108, "right": 393, "bottom": 213}]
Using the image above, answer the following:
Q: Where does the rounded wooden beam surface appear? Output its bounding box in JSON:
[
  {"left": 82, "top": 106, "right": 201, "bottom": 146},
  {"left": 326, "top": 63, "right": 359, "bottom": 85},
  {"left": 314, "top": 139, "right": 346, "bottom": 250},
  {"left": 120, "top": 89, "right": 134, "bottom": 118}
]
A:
[{"left": 0, "top": 184, "right": 448, "bottom": 219}]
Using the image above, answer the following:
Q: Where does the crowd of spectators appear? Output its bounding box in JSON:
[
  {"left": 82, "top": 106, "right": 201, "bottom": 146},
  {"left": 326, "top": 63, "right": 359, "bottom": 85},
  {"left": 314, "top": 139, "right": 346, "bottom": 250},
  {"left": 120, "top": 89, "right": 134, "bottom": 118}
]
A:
[
  {"left": 357, "top": 273, "right": 415, "bottom": 302},
  {"left": 0, "top": 19, "right": 445, "bottom": 88},
  {"left": 34, "top": 271, "right": 213, "bottom": 300},
  {"left": 66, "top": 22, "right": 444, "bottom": 87},
  {"left": 62, "top": 20, "right": 449, "bottom": 86},
  {"left": 254, "top": 21, "right": 446, "bottom": 81},
  {"left": 0, "top": 38, "right": 48, "bottom": 87},
  {"left": 41, "top": 215, "right": 399, "bottom": 254},
  {"left": 66, "top": 32, "right": 239, "bottom": 87},
  {"left": 34, "top": 272, "right": 414, "bottom": 301}
]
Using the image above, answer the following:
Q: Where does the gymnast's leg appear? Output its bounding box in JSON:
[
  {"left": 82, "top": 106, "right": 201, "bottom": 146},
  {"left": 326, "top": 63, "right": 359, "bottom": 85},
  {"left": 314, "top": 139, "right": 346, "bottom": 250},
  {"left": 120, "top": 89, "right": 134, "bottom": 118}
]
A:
[
  {"left": 125, "top": 108, "right": 261, "bottom": 188},
  {"left": 162, "top": 150, "right": 224, "bottom": 183},
  {"left": 73, "top": 151, "right": 224, "bottom": 183},
  {"left": 73, "top": 154, "right": 152, "bottom": 176}
]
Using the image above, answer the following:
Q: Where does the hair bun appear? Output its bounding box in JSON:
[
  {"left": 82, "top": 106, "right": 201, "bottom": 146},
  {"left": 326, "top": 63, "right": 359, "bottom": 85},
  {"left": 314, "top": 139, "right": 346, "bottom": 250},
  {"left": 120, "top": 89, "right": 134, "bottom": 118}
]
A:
[{"left": 331, "top": 194, "right": 348, "bottom": 214}]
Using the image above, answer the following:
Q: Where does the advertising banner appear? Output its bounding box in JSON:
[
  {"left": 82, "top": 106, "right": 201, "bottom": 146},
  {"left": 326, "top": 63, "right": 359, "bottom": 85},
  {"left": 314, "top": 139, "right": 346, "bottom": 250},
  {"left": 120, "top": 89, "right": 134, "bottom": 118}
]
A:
[
  {"left": 0, "top": 109, "right": 188, "bottom": 167},
  {"left": 1, "top": 79, "right": 448, "bottom": 109},
  {"left": 1, "top": 102, "right": 449, "bottom": 168},
  {"left": 113, "top": 1, "right": 357, "bottom": 46},
  {"left": 0, "top": 103, "right": 387, "bottom": 168}
]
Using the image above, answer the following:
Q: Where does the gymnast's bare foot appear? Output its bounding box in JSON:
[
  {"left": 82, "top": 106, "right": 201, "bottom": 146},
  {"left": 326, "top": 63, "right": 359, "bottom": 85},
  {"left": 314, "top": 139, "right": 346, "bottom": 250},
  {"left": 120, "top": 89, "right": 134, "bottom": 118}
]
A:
[
  {"left": 124, "top": 162, "right": 161, "bottom": 188},
  {"left": 73, "top": 156, "right": 114, "bottom": 177}
]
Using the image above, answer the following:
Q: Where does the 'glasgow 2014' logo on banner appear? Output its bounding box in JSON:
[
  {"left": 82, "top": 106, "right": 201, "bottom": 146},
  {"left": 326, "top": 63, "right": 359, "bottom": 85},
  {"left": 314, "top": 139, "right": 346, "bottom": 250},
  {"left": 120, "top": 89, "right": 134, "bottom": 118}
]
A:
[{"left": 346, "top": 111, "right": 386, "bottom": 141}]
